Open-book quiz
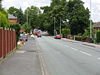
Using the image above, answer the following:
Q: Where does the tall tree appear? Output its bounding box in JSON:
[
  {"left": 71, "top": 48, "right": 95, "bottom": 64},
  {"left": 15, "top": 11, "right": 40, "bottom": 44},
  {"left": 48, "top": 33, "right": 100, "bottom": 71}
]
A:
[
  {"left": 17, "top": 8, "right": 25, "bottom": 24},
  {"left": 25, "top": 6, "right": 41, "bottom": 29},
  {"left": 51, "top": 0, "right": 60, "bottom": 7},
  {"left": 8, "top": 7, "right": 25, "bottom": 24},
  {"left": 41, "top": 0, "right": 67, "bottom": 35},
  {"left": 67, "top": 0, "right": 90, "bottom": 35},
  {"left": 8, "top": 6, "right": 19, "bottom": 16},
  {"left": 0, "top": 0, "right": 2, "bottom": 9}
]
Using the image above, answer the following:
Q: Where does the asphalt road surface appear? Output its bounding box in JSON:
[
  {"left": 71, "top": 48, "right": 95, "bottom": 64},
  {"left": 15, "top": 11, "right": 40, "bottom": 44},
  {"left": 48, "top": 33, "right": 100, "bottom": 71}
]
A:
[{"left": 36, "top": 36, "right": 100, "bottom": 75}]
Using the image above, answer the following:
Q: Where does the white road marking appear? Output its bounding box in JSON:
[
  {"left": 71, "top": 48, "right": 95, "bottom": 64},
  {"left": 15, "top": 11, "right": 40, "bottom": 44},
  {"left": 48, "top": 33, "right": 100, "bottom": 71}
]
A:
[
  {"left": 64, "top": 45, "right": 92, "bottom": 57},
  {"left": 38, "top": 52, "right": 49, "bottom": 75},
  {"left": 64, "top": 45, "right": 70, "bottom": 48},
  {"left": 80, "top": 51, "right": 92, "bottom": 56},
  {"left": 64, "top": 45, "right": 78, "bottom": 51},
  {"left": 70, "top": 47, "right": 78, "bottom": 51},
  {"left": 97, "top": 58, "right": 100, "bottom": 60}
]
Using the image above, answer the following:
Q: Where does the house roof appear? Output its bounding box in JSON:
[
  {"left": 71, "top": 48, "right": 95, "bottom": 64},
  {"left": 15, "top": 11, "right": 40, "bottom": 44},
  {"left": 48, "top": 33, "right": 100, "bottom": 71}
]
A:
[
  {"left": 93, "top": 22, "right": 100, "bottom": 28},
  {"left": 8, "top": 14, "right": 17, "bottom": 19}
]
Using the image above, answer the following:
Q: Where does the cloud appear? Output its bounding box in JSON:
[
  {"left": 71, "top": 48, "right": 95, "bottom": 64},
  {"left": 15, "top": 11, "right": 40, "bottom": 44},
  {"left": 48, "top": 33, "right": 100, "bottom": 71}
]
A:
[
  {"left": 2, "top": 0, "right": 100, "bottom": 22},
  {"left": 2, "top": 0, "right": 51, "bottom": 10}
]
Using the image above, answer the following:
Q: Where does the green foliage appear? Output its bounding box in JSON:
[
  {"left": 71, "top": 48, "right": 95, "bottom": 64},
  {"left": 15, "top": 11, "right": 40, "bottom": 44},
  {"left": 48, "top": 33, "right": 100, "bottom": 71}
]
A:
[
  {"left": 62, "top": 28, "right": 70, "bottom": 37},
  {"left": 0, "top": 0, "right": 2, "bottom": 9},
  {"left": 17, "top": 8, "right": 25, "bottom": 24},
  {"left": 24, "top": 6, "right": 41, "bottom": 29},
  {"left": 96, "top": 31, "right": 100, "bottom": 43},
  {"left": 8, "top": 7, "right": 25, "bottom": 25},
  {"left": 67, "top": 0, "right": 90, "bottom": 35},
  {"left": 40, "top": 0, "right": 90, "bottom": 35},
  {"left": 82, "top": 28, "right": 90, "bottom": 38},
  {"left": 75, "top": 36, "right": 83, "bottom": 41},
  {"left": 10, "top": 24, "right": 21, "bottom": 42},
  {"left": 51, "top": 0, "right": 60, "bottom": 7},
  {"left": 21, "top": 23, "right": 31, "bottom": 33},
  {"left": 8, "top": 6, "right": 19, "bottom": 16},
  {"left": 40, "top": 0, "right": 68, "bottom": 34},
  {"left": 0, "top": 12, "right": 9, "bottom": 28}
]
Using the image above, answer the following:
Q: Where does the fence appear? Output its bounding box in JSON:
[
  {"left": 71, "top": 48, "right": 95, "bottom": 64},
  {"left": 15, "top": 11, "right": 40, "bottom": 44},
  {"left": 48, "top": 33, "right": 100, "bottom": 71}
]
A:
[{"left": 0, "top": 29, "right": 16, "bottom": 59}]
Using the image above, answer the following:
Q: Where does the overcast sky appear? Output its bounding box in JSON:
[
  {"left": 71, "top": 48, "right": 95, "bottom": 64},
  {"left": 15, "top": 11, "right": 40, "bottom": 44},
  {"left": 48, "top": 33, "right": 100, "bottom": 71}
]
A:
[{"left": 2, "top": 0, "right": 100, "bottom": 22}]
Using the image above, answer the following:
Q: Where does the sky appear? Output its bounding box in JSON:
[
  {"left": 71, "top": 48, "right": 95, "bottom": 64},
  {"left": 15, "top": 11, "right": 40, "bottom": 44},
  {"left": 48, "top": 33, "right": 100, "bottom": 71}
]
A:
[{"left": 2, "top": 0, "right": 100, "bottom": 22}]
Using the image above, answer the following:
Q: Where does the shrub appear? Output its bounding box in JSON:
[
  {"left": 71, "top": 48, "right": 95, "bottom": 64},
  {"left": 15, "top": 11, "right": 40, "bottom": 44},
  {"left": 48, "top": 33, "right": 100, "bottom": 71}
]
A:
[
  {"left": 0, "top": 12, "right": 9, "bottom": 28},
  {"left": 75, "top": 36, "right": 82, "bottom": 41},
  {"left": 62, "top": 28, "right": 70, "bottom": 38},
  {"left": 96, "top": 31, "right": 100, "bottom": 43},
  {"left": 21, "top": 23, "right": 31, "bottom": 33},
  {"left": 10, "top": 24, "right": 21, "bottom": 42}
]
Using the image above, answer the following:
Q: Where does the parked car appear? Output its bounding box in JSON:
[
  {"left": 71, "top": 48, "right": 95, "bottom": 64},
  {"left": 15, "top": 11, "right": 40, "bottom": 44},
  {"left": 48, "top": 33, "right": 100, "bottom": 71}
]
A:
[
  {"left": 54, "top": 35, "right": 62, "bottom": 39},
  {"left": 37, "top": 33, "right": 42, "bottom": 37},
  {"left": 19, "top": 35, "right": 28, "bottom": 41}
]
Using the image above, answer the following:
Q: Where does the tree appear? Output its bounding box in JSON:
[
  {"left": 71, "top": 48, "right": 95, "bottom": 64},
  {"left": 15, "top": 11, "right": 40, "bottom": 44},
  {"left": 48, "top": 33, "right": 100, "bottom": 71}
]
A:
[
  {"left": 0, "top": 12, "right": 9, "bottom": 28},
  {"left": 8, "top": 7, "right": 19, "bottom": 16},
  {"left": 41, "top": 0, "right": 67, "bottom": 35},
  {"left": 51, "top": 0, "right": 60, "bottom": 7},
  {"left": 21, "top": 23, "right": 31, "bottom": 33},
  {"left": 0, "top": 0, "right": 10, "bottom": 28},
  {"left": 8, "top": 7, "right": 25, "bottom": 25},
  {"left": 67, "top": 0, "right": 90, "bottom": 35},
  {"left": 17, "top": 8, "right": 25, "bottom": 24},
  {"left": 0, "top": 0, "right": 2, "bottom": 9},
  {"left": 25, "top": 6, "right": 41, "bottom": 29}
]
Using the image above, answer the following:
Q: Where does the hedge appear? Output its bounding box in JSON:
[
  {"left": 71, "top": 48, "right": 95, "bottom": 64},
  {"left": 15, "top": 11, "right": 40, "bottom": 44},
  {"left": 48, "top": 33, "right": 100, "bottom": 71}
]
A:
[{"left": 96, "top": 31, "right": 100, "bottom": 43}]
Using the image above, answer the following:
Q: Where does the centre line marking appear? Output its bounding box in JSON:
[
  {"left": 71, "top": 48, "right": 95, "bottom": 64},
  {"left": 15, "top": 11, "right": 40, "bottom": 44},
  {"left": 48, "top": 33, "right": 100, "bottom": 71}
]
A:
[
  {"left": 80, "top": 51, "right": 92, "bottom": 56},
  {"left": 64, "top": 45, "right": 70, "bottom": 48},
  {"left": 97, "top": 58, "right": 100, "bottom": 60},
  {"left": 70, "top": 47, "right": 78, "bottom": 51}
]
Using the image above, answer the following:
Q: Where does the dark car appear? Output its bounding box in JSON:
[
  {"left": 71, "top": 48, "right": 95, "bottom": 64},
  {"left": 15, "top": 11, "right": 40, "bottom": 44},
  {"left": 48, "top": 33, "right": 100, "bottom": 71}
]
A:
[
  {"left": 19, "top": 35, "right": 28, "bottom": 41},
  {"left": 54, "top": 35, "right": 62, "bottom": 39}
]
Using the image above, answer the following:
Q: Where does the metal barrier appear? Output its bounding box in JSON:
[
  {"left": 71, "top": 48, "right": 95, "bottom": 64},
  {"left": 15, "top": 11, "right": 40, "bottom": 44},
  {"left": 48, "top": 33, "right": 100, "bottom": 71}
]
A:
[{"left": 0, "top": 29, "right": 16, "bottom": 58}]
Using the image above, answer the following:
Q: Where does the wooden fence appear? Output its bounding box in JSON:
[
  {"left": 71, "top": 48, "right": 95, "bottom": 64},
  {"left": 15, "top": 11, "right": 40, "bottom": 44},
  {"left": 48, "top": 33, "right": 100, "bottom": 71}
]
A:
[{"left": 0, "top": 29, "right": 16, "bottom": 59}]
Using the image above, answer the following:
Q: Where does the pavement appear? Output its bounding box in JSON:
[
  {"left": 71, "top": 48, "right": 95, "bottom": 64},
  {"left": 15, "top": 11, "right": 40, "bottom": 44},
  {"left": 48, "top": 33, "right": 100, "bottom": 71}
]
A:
[
  {"left": 36, "top": 36, "right": 100, "bottom": 75},
  {"left": 0, "top": 37, "right": 42, "bottom": 75},
  {"left": 0, "top": 36, "right": 100, "bottom": 75},
  {"left": 62, "top": 38, "right": 100, "bottom": 48}
]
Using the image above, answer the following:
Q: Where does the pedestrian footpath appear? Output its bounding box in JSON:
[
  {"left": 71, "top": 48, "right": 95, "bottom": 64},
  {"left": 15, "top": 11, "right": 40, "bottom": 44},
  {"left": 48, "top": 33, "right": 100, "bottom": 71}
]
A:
[{"left": 0, "top": 38, "right": 42, "bottom": 75}]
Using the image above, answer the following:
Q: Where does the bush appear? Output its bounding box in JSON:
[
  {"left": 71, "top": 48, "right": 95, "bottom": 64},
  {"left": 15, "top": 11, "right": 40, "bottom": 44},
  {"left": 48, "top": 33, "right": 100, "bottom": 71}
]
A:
[
  {"left": 62, "top": 28, "right": 70, "bottom": 38},
  {"left": 75, "top": 36, "right": 82, "bottom": 41},
  {"left": 10, "top": 24, "right": 21, "bottom": 42},
  {"left": 96, "top": 31, "right": 100, "bottom": 43},
  {"left": 21, "top": 23, "right": 31, "bottom": 33},
  {"left": 0, "top": 12, "right": 9, "bottom": 28}
]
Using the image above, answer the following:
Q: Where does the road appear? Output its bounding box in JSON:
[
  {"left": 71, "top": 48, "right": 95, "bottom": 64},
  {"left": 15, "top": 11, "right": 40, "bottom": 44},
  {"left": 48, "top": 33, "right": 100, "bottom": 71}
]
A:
[{"left": 36, "top": 36, "right": 100, "bottom": 75}]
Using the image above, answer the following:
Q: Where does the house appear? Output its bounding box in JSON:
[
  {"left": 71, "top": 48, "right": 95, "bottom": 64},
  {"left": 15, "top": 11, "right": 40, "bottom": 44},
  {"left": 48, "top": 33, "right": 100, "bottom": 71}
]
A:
[
  {"left": 93, "top": 22, "right": 100, "bottom": 31},
  {"left": 8, "top": 14, "right": 18, "bottom": 24}
]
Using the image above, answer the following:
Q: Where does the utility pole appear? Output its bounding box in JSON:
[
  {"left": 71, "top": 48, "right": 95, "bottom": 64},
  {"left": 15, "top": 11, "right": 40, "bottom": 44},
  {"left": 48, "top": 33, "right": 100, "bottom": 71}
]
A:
[
  {"left": 54, "top": 17, "right": 55, "bottom": 36},
  {"left": 60, "top": 18, "right": 62, "bottom": 36},
  {"left": 27, "top": 9, "right": 28, "bottom": 26},
  {"left": 90, "top": 0, "right": 92, "bottom": 38}
]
